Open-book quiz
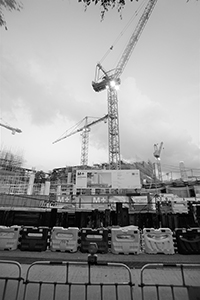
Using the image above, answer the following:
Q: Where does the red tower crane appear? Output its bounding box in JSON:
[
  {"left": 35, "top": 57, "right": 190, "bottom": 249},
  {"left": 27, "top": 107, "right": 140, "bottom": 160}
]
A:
[
  {"left": 92, "top": 0, "right": 158, "bottom": 170},
  {"left": 53, "top": 114, "right": 108, "bottom": 167}
]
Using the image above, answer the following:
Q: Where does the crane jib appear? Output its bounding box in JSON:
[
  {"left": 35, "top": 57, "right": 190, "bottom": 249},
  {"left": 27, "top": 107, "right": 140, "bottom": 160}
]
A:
[{"left": 92, "top": 0, "right": 158, "bottom": 93}]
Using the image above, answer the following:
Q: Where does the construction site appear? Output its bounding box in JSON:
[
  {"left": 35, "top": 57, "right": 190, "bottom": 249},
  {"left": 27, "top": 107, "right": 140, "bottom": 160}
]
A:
[{"left": 0, "top": 0, "right": 200, "bottom": 260}]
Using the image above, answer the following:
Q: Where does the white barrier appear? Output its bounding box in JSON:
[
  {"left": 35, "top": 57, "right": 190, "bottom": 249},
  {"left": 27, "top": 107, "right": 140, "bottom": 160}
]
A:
[
  {"left": 50, "top": 227, "right": 79, "bottom": 252},
  {"left": 0, "top": 225, "right": 21, "bottom": 250},
  {"left": 111, "top": 225, "right": 140, "bottom": 254},
  {"left": 143, "top": 228, "right": 174, "bottom": 254}
]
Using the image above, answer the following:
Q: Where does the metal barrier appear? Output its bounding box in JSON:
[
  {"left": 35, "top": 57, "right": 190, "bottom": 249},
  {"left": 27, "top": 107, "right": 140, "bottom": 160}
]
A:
[
  {"left": 1, "top": 259, "right": 200, "bottom": 300},
  {"left": 139, "top": 263, "right": 200, "bottom": 300},
  {"left": 22, "top": 260, "right": 134, "bottom": 300},
  {"left": 0, "top": 260, "right": 23, "bottom": 300}
]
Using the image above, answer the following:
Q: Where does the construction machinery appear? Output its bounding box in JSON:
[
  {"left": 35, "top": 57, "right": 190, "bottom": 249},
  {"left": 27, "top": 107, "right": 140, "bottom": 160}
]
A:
[
  {"left": 153, "top": 142, "right": 163, "bottom": 181},
  {"left": 53, "top": 114, "right": 108, "bottom": 167},
  {"left": 0, "top": 121, "right": 22, "bottom": 135},
  {"left": 92, "top": 0, "right": 158, "bottom": 170}
]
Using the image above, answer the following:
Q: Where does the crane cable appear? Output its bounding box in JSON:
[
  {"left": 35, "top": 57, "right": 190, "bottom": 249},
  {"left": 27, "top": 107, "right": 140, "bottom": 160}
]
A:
[
  {"left": 99, "top": 0, "right": 147, "bottom": 64},
  {"left": 55, "top": 116, "right": 106, "bottom": 141}
]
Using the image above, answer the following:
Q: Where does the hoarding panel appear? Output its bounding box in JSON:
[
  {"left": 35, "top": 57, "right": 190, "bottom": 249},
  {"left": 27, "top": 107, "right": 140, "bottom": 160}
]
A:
[
  {"left": 76, "top": 169, "right": 141, "bottom": 189},
  {"left": 76, "top": 171, "right": 87, "bottom": 188}
]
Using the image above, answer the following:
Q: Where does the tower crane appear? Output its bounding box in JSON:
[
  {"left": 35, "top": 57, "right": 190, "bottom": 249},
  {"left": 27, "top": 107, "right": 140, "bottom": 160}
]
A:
[
  {"left": 0, "top": 121, "right": 22, "bottom": 135},
  {"left": 153, "top": 142, "right": 163, "bottom": 182},
  {"left": 92, "top": 0, "right": 158, "bottom": 170},
  {"left": 53, "top": 114, "right": 108, "bottom": 167}
]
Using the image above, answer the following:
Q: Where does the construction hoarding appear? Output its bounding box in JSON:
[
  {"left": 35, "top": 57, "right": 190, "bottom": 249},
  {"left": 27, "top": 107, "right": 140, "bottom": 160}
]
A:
[
  {"left": 76, "top": 169, "right": 141, "bottom": 189},
  {"left": 75, "top": 195, "right": 130, "bottom": 210}
]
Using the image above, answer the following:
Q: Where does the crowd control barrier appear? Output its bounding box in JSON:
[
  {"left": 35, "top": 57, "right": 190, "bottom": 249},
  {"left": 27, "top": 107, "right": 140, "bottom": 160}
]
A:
[
  {"left": 50, "top": 226, "right": 79, "bottom": 252},
  {"left": 80, "top": 228, "right": 109, "bottom": 253},
  {"left": 1, "top": 259, "right": 200, "bottom": 300},
  {"left": 19, "top": 226, "right": 50, "bottom": 251},
  {"left": 21, "top": 260, "right": 134, "bottom": 300},
  {"left": 143, "top": 228, "right": 174, "bottom": 254},
  {"left": 111, "top": 225, "right": 140, "bottom": 254},
  {"left": 0, "top": 260, "right": 23, "bottom": 300},
  {"left": 139, "top": 263, "right": 200, "bottom": 300},
  {"left": 175, "top": 227, "right": 200, "bottom": 254},
  {"left": 0, "top": 226, "right": 21, "bottom": 251}
]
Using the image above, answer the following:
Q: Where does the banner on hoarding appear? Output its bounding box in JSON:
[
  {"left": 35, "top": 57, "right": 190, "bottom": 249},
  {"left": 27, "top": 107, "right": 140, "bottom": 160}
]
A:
[
  {"left": 76, "top": 169, "right": 141, "bottom": 189},
  {"left": 129, "top": 195, "right": 155, "bottom": 212},
  {"left": 76, "top": 195, "right": 109, "bottom": 210},
  {"left": 109, "top": 195, "right": 129, "bottom": 209}
]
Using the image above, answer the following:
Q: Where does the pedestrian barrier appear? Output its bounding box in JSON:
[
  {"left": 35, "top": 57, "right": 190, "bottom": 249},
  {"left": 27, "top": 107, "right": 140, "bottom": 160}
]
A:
[
  {"left": 111, "top": 225, "right": 140, "bottom": 254},
  {"left": 19, "top": 226, "right": 50, "bottom": 251},
  {"left": 0, "top": 260, "right": 23, "bottom": 300},
  {"left": 139, "top": 263, "right": 200, "bottom": 300},
  {"left": 0, "top": 226, "right": 21, "bottom": 251},
  {"left": 21, "top": 260, "right": 134, "bottom": 300},
  {"left": 80, "top": 228, "right": 109, "bottom": 253},
  {"left": 50, "top": 226, "right": 79, "bottom": 252},
  {"left": 175, "top": 227, "right": 200, "bottom": 254},
  {"left": 0, "top": 225, "right": 200, "bottom": 256},
  {"left": 143, "top": 228, "right": 174, "bottom": 254},
  {"left": 1, "top": 259, "right": 200, "bottom": 300}
]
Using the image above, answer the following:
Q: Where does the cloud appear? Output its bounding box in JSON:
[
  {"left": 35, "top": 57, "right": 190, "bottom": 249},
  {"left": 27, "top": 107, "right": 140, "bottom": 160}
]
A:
[
  {"left": 1, "top": 54, "right": 199, "bottom": 172},
  {"left": 117, "top": 77, "right": 200, "bottom": 170},
  {"left": 0, "top": 51, "right": 96, "bottom": 125}
]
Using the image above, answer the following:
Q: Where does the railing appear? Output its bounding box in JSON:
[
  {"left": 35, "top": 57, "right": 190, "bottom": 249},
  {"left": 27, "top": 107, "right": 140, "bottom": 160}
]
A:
[{"left": 1, "top": 260, "right": 200, "bottom": 300}]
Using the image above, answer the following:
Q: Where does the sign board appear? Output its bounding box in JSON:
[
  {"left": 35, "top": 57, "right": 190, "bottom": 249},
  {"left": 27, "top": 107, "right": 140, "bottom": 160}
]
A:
[
  {"left": 75, "top": 195, "right": 109, "bottom": 210},
  {"left": 76, "top": 169, "right": 141, "bottom": 189}
]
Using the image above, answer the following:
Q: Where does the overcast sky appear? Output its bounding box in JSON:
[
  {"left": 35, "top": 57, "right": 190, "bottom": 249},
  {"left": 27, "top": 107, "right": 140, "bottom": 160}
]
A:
[{"left": 0, "top": 0, "right": 199, "bottom": 178}]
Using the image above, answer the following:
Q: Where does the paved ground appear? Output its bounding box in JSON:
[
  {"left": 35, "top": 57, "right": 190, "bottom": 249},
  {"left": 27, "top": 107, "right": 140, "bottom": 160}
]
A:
[{"left": 0, "top": 249, "right": 200, "bottom": 268}]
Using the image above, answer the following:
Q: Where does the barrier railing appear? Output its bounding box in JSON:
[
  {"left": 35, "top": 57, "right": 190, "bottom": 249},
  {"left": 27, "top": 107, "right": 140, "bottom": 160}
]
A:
[
  {"left": 22, "top": 260, "right": 134, "bottom": 300},
  {"left": 0, "top": 260, "right": 23, "bottom": 300},
  {"left": 139, "top": 263, "right": 200, "bottom": 300},
  {"left": 1, "top": 259, "right": 200, "bottom": 300}
]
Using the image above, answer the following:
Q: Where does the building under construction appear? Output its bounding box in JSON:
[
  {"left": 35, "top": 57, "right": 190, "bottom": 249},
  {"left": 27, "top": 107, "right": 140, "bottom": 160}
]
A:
[{"left": 0, "top": 157, "right": 200, "bottom": 230}]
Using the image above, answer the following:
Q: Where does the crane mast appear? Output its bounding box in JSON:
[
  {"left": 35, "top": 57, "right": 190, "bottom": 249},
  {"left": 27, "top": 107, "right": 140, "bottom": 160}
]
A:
[
  {"left": 153, "top": 142, "right": 163, "bottom": 182},
  {"left": 53, "top": 114, "right": 108, "bottom": 168},
  {"left": 92, "top": 0, "right": 158, "bottom": 170}
]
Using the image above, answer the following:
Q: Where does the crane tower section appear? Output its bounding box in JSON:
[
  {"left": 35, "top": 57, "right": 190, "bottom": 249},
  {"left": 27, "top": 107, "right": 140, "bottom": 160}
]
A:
[
  {"left": 92, "top": 0, "right": 158, "bottom": 170},
  {"left": 153, "top": 142, "right": 163, "bottom": 182},
  {"left": 53, "top": 114, "right": 108, "bottom": 168}
]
